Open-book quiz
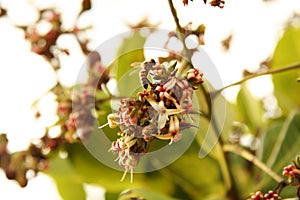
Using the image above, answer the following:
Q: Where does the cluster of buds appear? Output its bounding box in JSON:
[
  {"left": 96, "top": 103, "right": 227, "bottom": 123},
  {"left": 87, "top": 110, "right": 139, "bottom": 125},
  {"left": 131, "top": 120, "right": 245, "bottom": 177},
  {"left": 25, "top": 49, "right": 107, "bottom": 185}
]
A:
[
  {"left": 62, "top": 51, "right": 109, "bottom": 142},
  {"left": 101, "top": 59, "right": 203, "bottom": 182},
  {"left": 251, "top": 190, "right": 279, "bottom": 200},
  {"left": 66, "top": 86, "right": 96, "bottom": 142},
  {"left": 282, "top": 158, "right": 300, "bottom": 196},
  {"left": 283, "top": 164, "right": 300, "bottom": 180}
]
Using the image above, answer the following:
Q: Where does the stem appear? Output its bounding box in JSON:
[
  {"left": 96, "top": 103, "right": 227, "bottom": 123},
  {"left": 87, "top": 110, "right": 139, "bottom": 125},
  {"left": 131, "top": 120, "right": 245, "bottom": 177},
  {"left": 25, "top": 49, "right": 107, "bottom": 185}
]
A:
[
  {"left": 274, "top": 181, "right": 288, "bottom": 195},
  {"left": 214, "top": 62, "right": 300, "bottom": 95},
  {"left": 200, "top": 84, "right": 212, "bottom": 118},
  {"left": 167, "top": 0, "right": 184, "bottom": 34},
  {"left": 223, "top": 144, "right": 284, "bottom": 183},
  {"left": 167, "top": 1, "right": 239, "bottom": 198},
  {"left": 167, "top": 0, "right": 191, "bottom": 74}
]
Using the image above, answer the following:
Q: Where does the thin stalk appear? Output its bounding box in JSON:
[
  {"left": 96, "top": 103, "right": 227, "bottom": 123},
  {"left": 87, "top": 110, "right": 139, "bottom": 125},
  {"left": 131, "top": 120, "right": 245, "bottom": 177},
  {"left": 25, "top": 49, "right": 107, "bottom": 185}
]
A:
[
  {"left": 167, "top": 0, "right": 191, "bottom": 74},
  {"left": 167, "top": 0, "right": 184, "bottom": 34},
  {"left": 214, "top": 62, "right": 300, "bottom": 95},
  {"left": 223, "top": 144, "right": 284, "bottom": 183}
]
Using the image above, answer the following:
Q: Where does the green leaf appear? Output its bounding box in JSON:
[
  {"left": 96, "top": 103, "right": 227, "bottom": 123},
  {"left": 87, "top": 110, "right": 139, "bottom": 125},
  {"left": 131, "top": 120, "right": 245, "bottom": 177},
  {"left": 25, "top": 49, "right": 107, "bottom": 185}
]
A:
[
  {"left": 196, "top": 82, "right": 235, "bottom": 158},
  {"left": 266, "top": 110, "right": 300, "bottom": 172},
  {"left": 256, "top": 110, "right": 300, "bottom": 189},
  {"left": 213, "top": 90, "right": 236, "bottom": 142},
  {"left": 257, "top": 121, "right": 282, "bottom": 163},
  {"left": 236, "top": 84, "right": 264, "bottom": 134},
  {"left": 165, "top": 150, "right": 226, "bottom": 200},
  {"left": 105, "top": 192, "right": 120, "bottom": 200},
  {"left": 271, "top": 25, "right": 300, "bottom": 113},
  {"left": 65, "top": 142, "right": 145, "bottom": 192},
  {"left": 114, "top": 31, "right": 146, "bottom": 97},
  {"left": 56, "top": 180, "right": 86, "bottom": 200},
  {"left": 46, "top": 153, "right": 86, "bottom": 200},
  {"left": 63, "top": 141, "right": 175, "bottom": 196},
  {"left": 195, "top": 83, "right": 235, "bottom": 194}
]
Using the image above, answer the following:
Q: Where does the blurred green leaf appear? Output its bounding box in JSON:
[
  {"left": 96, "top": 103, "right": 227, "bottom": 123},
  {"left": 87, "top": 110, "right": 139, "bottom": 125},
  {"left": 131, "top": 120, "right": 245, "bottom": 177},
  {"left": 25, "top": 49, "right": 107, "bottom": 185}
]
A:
[
  {"left": 46, "top": 153, "right": 86, "bottom": 200},
  {"left": 65, "top": 142, "right": 146, "bottom": 192},
  {"left": 257, "top": 121, "right": 282, "bottom": 163},
  {"left": 236, "top": 84, "right": 264, "bottom": 134},
  {"left": 256, "top": 110, "right": 300, "bottom": 189},
  {"left": 105, "top": 191, "right": 120, "bottom": 200},
  {"left": 271, "top": 25, "right": 300, "bottom": 114},
  {"left": 56, "top": 180, "right": 86, "bottom": 200},
  {"left": 195, "top": 84, "right": 210, "bottom": 117},
  {"left": 61, "top": 142, "right": 176, "bottom": 197},
  {"left": 213, "top": 91, "right": 236, "bottom": 142},
  {"left": 114, "top": 31, "right": 146, "bottom": 97},
  {"left": 165, "top": 150, "right": 226, "bottom": 200},
  {"left": 196, "top": 82, "right": 235, "bottom": 158},
  {"left": 266, "top": 110, "right": 300, "bottom": 172},
  {"left": 195, "top": 82, "right": 235, "bottom": 194}
]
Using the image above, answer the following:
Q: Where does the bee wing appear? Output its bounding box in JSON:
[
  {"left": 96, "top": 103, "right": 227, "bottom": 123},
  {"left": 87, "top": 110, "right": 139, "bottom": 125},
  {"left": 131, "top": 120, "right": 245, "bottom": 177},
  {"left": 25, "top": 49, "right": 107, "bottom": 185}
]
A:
[
  {"left": 130, "top": 62, "right": 142, "bottom": 67},
  {"left": 129, "top": 62, "right": 142, "bottom": 76}
]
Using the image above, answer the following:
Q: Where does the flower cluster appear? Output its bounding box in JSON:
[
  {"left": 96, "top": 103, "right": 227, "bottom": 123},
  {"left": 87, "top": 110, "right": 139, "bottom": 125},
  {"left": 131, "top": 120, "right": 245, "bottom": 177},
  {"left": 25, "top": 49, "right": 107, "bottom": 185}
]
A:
[
  {"left": 282, "top": 159, "right": 300, "bottom": 197},
  {"left": 251, "top": 156, "right": 300, "bottom": 199},
  {"left": 283, "top": 164, "right": 300, "bottom": 179},
  {"left": 251, "top": 190, "right": 279, "bottom": 200},
  {"left": 101, "top": 60, "right": 203, "bottom": 182}
]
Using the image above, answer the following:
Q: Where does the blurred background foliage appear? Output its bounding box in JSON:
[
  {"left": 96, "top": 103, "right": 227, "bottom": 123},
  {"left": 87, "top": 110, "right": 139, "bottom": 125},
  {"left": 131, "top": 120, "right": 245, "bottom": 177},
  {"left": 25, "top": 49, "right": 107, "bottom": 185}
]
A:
[{"left": 0, "top": 0, "right": 300, "bottom": 199}]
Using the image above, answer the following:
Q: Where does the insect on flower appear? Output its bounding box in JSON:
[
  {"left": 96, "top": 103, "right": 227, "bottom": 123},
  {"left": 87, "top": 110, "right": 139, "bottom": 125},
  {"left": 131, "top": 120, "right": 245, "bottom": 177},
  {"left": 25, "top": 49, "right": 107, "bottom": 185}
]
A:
[
  {"left": 130, "top": 59, "right": 157, "bottom": 89},
  {"left": 101, "top": 59, "right": 204, "bottom": 183}
]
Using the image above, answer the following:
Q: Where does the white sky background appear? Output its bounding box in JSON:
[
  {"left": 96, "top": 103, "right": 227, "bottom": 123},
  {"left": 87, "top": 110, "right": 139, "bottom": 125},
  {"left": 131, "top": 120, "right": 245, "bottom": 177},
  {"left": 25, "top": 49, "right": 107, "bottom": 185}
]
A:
[{"left": 0, "top": 0, "right": 299, "bottom": 199}]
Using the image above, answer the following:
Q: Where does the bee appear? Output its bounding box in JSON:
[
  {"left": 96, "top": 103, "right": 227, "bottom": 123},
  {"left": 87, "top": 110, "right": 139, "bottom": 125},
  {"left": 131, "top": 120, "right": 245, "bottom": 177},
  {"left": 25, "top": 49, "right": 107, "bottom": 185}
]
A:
[{"left": 131, "top": 59, "right": 156, "bottom": 89}]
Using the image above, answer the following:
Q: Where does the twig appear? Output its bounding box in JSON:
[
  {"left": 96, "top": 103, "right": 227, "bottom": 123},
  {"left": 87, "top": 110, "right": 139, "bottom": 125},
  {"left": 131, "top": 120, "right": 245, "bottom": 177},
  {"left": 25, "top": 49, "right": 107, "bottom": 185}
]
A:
[
  {"left": 223, "top": 144, "right": 284, "bottom": 183},
  {"left": 167, "top": 0, "right": 191, "bottom": 74},
  {"left": 213, "top": 62, "right": 300, "bottom": 95},
  {"left": 168, "top": 0, "right": 184, "bottom": 33}
]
